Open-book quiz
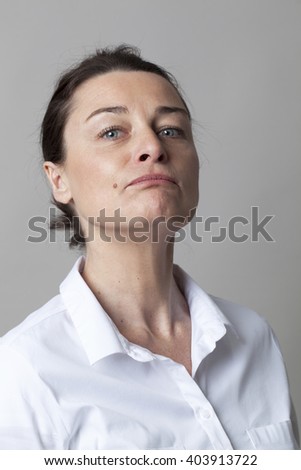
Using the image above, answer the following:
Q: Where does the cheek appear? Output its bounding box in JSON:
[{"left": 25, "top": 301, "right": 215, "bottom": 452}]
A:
[
  {"left": 183, "top": 153, "right": 200, "bottom": 206},
  {"left": 181, "top": 150, "right": 199, "bottom": 184},
  {"left": 66, "top": 158, "right": 118, "bottom": 215}
]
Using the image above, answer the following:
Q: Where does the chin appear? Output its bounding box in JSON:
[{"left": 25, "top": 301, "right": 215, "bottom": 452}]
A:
[{"left": 130, "top": 204, "right": 192, "bottom": 229}]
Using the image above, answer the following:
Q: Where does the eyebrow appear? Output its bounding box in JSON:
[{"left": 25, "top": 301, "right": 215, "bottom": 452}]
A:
[
  {"left": 155, "top": 106, "right": 190, "bottom": 119},
  {"left": 86, "top": 106, "right": 129, "bottom": 122},
  {"left": 85, "top": 104, "right": 190, "bottom": 122}
]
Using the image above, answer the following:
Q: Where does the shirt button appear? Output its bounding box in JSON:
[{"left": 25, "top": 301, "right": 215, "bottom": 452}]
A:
[{"left": 199, "top": 408, "right": 212, "bottom": 420}]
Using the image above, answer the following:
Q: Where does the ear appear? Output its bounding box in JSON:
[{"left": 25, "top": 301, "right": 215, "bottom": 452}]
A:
[{"left": 43, "top": 161, "right": 72, "bottom": 204}]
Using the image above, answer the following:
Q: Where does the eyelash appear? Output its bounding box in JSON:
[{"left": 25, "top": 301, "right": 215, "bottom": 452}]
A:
[
  {"left": 97, "top": 126, "right": 123, "bottom": 139},
  {"left": 97, "top": 125, "right": 185, "bottom": 140},
  {"left": 158, "top": 126, "right": 184, "bottom": 137}
]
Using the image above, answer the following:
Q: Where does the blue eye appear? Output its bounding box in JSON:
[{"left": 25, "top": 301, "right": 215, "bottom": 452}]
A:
[
  {"left": 98, "top": 126, "right": 125, "bottom": 140},
  {"left": 159, "top": 127, "right": 183, "bottom": 137},
  {"left": 102, "top": 128, "right": 121, "bottom": 139}
]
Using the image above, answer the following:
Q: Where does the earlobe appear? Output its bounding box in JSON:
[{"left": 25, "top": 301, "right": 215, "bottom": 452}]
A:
[{"left": 43, "top": 161, "right": 72, "bottom": 204}]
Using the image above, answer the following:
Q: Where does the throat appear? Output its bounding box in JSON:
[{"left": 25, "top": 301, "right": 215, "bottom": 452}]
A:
[{"left": 120, "top": 311, "right": 192, "bottom": 376}]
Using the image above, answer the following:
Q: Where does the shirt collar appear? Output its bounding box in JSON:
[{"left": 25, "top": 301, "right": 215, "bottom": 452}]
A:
[
  {"left": 60, "top": 256, "right": 125, "bottom": 365},
  {"left": 173, "top": 265, "right": 233, "bottom": 329},
  {"left": 173, "top": 265, "right": 238, "bottom": 375},
  {"left": 60, "top": 256, "right": 237, "bottom": 367}
]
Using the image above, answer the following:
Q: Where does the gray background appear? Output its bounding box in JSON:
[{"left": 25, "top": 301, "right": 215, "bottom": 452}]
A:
[{"left": 1, "top": 0, "right": 300, "bottom": 432}]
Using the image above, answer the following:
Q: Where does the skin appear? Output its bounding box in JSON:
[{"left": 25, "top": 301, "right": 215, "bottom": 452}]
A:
[{"left": 44, "top": 71, "right": 199, "bottom": 375}]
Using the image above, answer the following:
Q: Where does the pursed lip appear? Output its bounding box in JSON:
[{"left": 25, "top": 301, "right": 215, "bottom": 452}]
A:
[{"left": 126, "top": 173, "right": 178, "bottom": 188}]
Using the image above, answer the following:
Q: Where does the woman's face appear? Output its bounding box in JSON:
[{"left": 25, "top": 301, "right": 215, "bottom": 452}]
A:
[{"left": 46, "top": 71, "right": 199, "bottom": 238}]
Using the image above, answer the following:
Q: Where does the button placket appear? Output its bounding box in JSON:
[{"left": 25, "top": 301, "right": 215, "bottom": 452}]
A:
[
  {"left": 199, "top": 408, "right": 212, "bottom": 420},
  {"left": 165, "top": 359, "right": 233, "bottom": 450}
]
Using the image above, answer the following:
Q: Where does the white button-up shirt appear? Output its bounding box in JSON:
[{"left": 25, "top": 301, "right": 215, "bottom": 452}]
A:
[{"left": 0, "top": 257, "right": 298, "bottom": 449}]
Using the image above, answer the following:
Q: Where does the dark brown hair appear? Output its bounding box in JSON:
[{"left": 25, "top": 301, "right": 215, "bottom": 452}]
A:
[{"left": 41, "top": 44, "right": 190, "bottom": 249}]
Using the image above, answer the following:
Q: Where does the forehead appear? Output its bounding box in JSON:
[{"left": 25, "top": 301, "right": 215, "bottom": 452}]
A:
[{"left": 69, "top": 70, "right": 185, "bottom": 118}]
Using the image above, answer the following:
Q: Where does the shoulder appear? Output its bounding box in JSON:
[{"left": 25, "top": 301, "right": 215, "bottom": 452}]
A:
[
  {"left": 1, "top": 294, "right": 66, "bottom": 347},
  {"left": 175, "top": 264, "right": 277, "bottom": 349},
  {"left": 207, "top": 293, "right": 288, "bottom": 371},
  {"left": 0, "top": 294, "right": 72, "bottom": 370},
  {"left": 0, "top": 295, "right": 71, "bottom": 448},
  {"left": 210, "top": 293, "right": 275, "bottom": 343},
  {"left": 210, "top": 293, "right": 264, "bottom": 323}
]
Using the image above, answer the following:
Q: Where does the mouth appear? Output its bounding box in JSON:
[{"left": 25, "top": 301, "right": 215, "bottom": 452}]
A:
[{"left": 126, "top": 174, "right": 178, "bottom": 188}]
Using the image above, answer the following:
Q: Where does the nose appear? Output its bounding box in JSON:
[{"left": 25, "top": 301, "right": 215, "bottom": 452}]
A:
[{"left": 133, "top": 129, "right": 167, "bottom": 164}]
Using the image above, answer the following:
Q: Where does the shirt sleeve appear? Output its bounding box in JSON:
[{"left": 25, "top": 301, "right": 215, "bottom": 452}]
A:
[
  {"left": 209, "top": 295, "right": 300, "bottom": 449},
  {"left": 268, "top": 328, "right": 300, "bottom": 449},
  {"left": 0, "top": 345, "right": 68, "bottom": 449},
  {"left": 242, "top": 318, "right": 299, "bottom": 449}
]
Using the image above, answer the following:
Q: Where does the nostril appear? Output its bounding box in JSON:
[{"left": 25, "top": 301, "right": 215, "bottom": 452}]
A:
[{"left": 139, "top": 153, "right": 165, "bottom": 162}]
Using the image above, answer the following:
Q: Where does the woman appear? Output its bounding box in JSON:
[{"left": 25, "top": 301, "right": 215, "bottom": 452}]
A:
[{"left": 0, "top": 45, "right": 298, "bottom": 450}]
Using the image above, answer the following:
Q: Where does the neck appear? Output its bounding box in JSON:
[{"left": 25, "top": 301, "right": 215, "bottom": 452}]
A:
[{"left": 81, "top": 237, "right": 188, "bottom": 340}]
